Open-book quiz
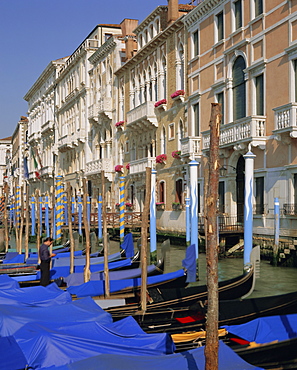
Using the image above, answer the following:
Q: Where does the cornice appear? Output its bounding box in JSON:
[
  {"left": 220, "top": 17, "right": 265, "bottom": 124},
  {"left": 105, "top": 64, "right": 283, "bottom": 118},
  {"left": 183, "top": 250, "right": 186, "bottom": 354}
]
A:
[
  {"left": 23, "top": 60, "right": 64, "bottom": 101},
  {"left": 115, "top": 17, "right": 185, "bottom": 74},
  {"left": 89, "top": 36, "right": 118, "bottom": 64},
  {"left": 133, "top": 6, "right": 167, "bottom": 35},
  {"left": 184, "top": 0, "right": 221, "bottom": 29}
]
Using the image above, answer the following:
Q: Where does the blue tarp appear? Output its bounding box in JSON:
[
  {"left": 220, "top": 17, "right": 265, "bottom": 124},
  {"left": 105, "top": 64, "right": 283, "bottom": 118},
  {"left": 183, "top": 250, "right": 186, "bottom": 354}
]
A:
[
  {"left": 52, "top": 252, "right": 122, "bottom": 267},
  {"left": 0, "top": 281, "right": 71, "bottom": 307},
  {"left": 67, "top": 269, "right": 185, "bottom": 297},
  {"left": 224, "top": 313, "right": 297, "bottom": 344},
  {"left": 64, "top": 263, "right": 158, "bottom": 286},
  {"left": 120, "top": 232, "right": 134, "bottom": 258},
  {"left": 0, "top": 274, "right": 20, "bottom": 289},
  {"left": 13, "top": 316, "right": 174, "bottom": 369},
  {"left": 2, "top": 253, "right": 25, "bottom": 264},
  {"left": 0, "top": 336, "right": 28, "bottom": 370},
  {"left": 0, "top": 296, "right": 112, "bottom": 336},
  {"left": 45, "top": 340, "right": 264, "bottom": 370},
  {"left": 182, "top": 243, "right": 197, "bottom": 283}
]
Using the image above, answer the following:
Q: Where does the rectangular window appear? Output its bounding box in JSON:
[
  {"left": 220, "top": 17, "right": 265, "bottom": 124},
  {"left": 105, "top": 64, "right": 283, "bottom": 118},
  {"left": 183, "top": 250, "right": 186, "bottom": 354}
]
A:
[
  {"left": 193, "top": 103, "right": 199, "bottom": 136},
  {"left": 294, "top": 60, "right": 297, "bottom": 102},
  {"left": 256, "top": 74, "right": 264, "bottom": 115},
  {"left": 216, "top": 11, "right": 224, "bottom": 42},
  {"left": 169, "top": 123, "right": 175, "bottom": 140},
  {"left": 218, "top": 181, "right": 225, "bottom": 213},
  {"left": 255, "top": 177, "right": 264, "bottom": 214},
  {"left": 193, "top": 30, "right": 199, "bottom": 57},
  {"left": 217, "top": 92, "right": 224, "bottom": 124},
  {"left": 234, "top": 0, "right": 242, "bottom": 29},
  {"left": 254, "top": 0, "right": 263, "bottom": 17}
]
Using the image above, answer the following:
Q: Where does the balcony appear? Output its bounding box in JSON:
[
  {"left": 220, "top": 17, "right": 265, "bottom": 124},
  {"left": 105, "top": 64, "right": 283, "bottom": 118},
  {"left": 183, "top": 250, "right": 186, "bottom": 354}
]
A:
[
  {"left": 98, "top": 97, "right": 112, "bottom": 120},
  {"left": 180, "top": 136, "right": 201, "bottom": 160},
  {"left": 41, "top": 120, "right": 54, "bottom": 135},
  {"left": 129, "top": 157, "right": 155, "bottom": 175},
  {"left": 88, "top": 104, "right": 99, "bottom": 123},
  {"left": 126, "top": 102, "right": 157, "bottom": 131},
  {"left": 273, "top": 103, "right": 297, "bottom": 139},
  {"left": 58, "top": 135, "right": 73, "bottom": 151},
  {"left": 202, "top": 116, "right": 266, "bottom": 151},
  {"left": 85, "top": 158, "right": 113, "bottom": 181},
  {"left": 28, "top": 131, "right": 41, "bottom": 144},
  {"left": 40, "top": 165, "right": 53, "bottom": 177}
]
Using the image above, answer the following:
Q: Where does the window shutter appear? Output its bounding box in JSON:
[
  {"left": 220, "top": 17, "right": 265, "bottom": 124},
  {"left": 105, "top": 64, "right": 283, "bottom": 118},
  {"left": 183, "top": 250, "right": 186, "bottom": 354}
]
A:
[{"left": 233, "top": 56, "right": 246, "bottom": 120}]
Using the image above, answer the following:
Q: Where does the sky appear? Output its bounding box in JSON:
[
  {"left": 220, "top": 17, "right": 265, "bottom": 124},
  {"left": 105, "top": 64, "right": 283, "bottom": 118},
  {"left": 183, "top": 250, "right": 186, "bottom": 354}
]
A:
[{"left": 0, "top": 0, "right": 192, "bottom": 139}]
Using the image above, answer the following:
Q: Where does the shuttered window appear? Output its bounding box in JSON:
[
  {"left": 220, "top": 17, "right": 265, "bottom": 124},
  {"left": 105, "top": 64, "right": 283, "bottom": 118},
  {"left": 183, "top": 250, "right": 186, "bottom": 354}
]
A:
[
  {"left": 232, "top": 56, "right": 246, "bottom": 120},
  {"left": 255, "top": 0, "right": 263, "bottom": 17},
  {"left": 193, "top": 103, "right": 200, "bottom": 136},
  {"left": 159, "top": 181, "right": 165, "bottom": 203},
  {"left": 217, "top": 12, "right": 224, "bottom": 41},
  {"left": 218, "top": 181, "right": 225, "bottom": 213},
  {"left": 256, "top": 74, "right": 264, "bottom": 115},
  {"left": 234, "top": 0, "right": 242, "bottom": 29},
  {"left": 193, "top": 30, "right": 199, "bottom": 57}
]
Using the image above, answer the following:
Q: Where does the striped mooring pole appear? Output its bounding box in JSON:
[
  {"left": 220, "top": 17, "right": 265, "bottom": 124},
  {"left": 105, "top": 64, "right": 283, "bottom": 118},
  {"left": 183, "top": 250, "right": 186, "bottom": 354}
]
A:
[
  {"left": 119, "top": 176, "right": 125, "bottom": 244},
  {"left": 45, "top": 195, "right": 50, "bottom": 237},
  {"left": 15, "top": 186, "right": 21, "bottom": 230},
  {"left": 55, "top": 175, "right": 63, "bottom": 241},
  {"left": 31, "top": 196, "right": 35, "bottom": 236}
]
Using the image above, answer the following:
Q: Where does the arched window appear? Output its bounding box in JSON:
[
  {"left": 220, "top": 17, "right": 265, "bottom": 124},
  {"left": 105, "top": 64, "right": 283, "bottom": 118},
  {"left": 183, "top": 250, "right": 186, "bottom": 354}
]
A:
[
  {"left": 159, "top": 181, "right": 165, "bottom": 203},
  {"left": 232, "top": 56, "right": 246, "bottom": 120},
  {"left": 177, "top": 45, "right": 184, "bottom": 91},
  {"left": 161, "top": 126, "right": 166, "bottom": 154},
  {"left": 175, "top": 179, "right": 183, "bottom": 204}
]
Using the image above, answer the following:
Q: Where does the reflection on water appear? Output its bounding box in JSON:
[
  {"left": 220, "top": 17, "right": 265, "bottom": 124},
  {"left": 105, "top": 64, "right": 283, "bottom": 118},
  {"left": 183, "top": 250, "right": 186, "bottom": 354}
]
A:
[
  {"left": 159, "top": 243, "right": 297, "bottom": 299},
  {"left": 8, "top": 235, "right": 297, "bottom": 299}
]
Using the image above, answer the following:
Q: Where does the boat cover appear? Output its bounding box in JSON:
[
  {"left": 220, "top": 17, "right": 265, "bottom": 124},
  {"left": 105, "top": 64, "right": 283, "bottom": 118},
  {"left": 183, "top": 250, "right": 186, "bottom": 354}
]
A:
[
  {"left": 0, "top": 296, "right": 112, "bottom": 336},
  {"left": 52, "top": 251, "right": 122, "bottom": 267},
  {"left": 11, "top": 316, "right": 174, "bottom": 369},
  {"left": 67, "top": 269, "right": 185, "bottom": 297},
  {"left": 120, "top": 232, "right": 134, "bottom": 258},
  {"left": 42, "top": 340, "right": 264, "bottom": 370},
  {"left": 64, "top": 263, "right": 159, "bottom": 286},
  {"left": 0, "top": 281, "right": 71, "bottom": 307},
  {"left": 182, "top": 244, "right": 197, "bottom": 283},
  {"left": 0, "top": 336, "right": 28, "bottom": 370},
  {"left": 2, "top": 253, "right": 25, "bottom": 264},
  {"left": 49, "top": 258, "right": 133, "bottom": 280},
  {"left": 0, "top": 274, "right": 20, "bottom": 289},
  {"left": 223, "top": 313, "right": 297, "bottom": 343}
]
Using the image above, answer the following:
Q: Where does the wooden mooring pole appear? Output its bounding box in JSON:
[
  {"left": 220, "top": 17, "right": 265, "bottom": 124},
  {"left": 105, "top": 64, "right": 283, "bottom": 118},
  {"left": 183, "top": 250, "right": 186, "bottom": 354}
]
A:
[
  {"left": 205, "top": 103, "right": 221, "bottom": 370},
  {"left": 83, "top": 178, "right": 91, "bottom": 282},
  {"left": 25, "top": 183, "right": 29, "bottom": 260},
  {"left": 140, "top": 167, "right": 151, "bottom": 312},
  {"left": 101, "top": 170, "right": 110, "bottom": 297},
  {"left": 4, "top": 182, "right": 9, "bottom": 252},
  {"left": 67, "top": 182, "right": 75, "bottom": 275}
]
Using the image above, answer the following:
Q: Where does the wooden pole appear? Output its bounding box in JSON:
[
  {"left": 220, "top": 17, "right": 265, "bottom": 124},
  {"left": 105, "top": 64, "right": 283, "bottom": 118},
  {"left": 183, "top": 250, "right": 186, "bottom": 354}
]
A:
[
  {"left": 101, "top": 171, "right": 110, "bottom": 297},
  {"left": 19, "top": 185, "right": 24, "bottom": 254},
  {"left": 51, "top": 191, "right": 55, "bottom": 239},
  {"left": 25, "top": 183, "right": 29, "bottom": 260},
  {"left": 36, "top": 189, "right": 41, "bottom": 253},
  {"left": 67, "top": 182, "right": 75, "bottom": 274},
  {"left": 83, "top": 178, "right": 91, "bottom": 282},
  {"left": 4, "top": 182, "right": 9, "bottom": 252},
  {"left": 140, "top": 167, "right": 151, "bottom": 312},
  {"left": 204, "top": 103, "right": 221, "bottom": 370}
]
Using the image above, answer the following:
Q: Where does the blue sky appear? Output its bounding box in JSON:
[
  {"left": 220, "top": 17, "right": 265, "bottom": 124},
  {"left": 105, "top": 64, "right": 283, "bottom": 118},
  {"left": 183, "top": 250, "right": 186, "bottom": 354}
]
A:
[{"left": 0, "top": 0, "right": 192, "bottom": 139}]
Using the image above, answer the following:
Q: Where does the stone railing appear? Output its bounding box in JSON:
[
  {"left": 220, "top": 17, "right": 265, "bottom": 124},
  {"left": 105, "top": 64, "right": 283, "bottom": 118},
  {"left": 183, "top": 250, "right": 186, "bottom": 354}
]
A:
[
  {"left": 129, "top": 157, "right": 155, "bottom": 175},
  {"left": 273, "top": 103, "right": 297, "bottom": 138},
  {"left": 41, "top": 120, "right": 54, "bottom": 134},
  {"left": 203, "top": 115, "right": 266, "bottom": 149},
  {"left": 85, "top": 158, "right": 113, "bottom": 176},
  {"left": 127, "top": 101, "right": 157, "bottom": 127},
  {"left": 180, "top": 136, "right": 201, "bottom": 158}
]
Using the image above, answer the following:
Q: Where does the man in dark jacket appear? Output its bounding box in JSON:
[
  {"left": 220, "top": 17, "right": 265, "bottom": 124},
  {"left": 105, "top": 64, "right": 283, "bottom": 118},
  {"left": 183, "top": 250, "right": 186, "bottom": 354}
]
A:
[{"left": 39, "top": 237, "right": 56, "bottom": 286}]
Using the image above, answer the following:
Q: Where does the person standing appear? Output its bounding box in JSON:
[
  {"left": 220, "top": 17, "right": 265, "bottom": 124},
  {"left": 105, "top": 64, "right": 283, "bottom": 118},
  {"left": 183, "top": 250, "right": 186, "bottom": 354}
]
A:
[{"left": 39, "top": 237, "right": 56, "bottom": 286}]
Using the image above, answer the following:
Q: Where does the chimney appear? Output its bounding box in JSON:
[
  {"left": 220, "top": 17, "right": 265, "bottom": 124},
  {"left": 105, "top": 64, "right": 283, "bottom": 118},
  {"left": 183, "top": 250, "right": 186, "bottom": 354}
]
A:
[
  {"left": 167, "top": 0, "right": 179, "bottom": 25},
  {"left": 120, "top": 19, "right": 139, "bottom": 61}
]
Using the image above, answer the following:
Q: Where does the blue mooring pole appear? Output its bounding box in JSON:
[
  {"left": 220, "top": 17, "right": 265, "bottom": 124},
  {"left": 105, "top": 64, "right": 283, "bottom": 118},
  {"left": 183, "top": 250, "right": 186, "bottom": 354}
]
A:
[
  {"left": 98, "top": 194, "right": 102, "bottom": 241},
  {"left": 150, "top": 168, "right": 157, "bottom": 253},
  {"left": 243, "top": 149, "right": 256, "bottom": 269},
  {"left": 189, "top": 160, "right": 199, "bottom": 259},
  {"left": 186, "top": 197, "right": 190, "bottom": 246}
]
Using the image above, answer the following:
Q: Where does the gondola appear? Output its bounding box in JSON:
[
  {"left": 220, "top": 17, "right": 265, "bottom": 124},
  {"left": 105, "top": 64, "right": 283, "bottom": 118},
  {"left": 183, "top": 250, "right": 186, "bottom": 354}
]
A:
[
  {"left": 126, "top": 290, "right": 297, "bottom": 334},
  {"left": 106, "top": 265, "right": 254, "bottom": 316}
]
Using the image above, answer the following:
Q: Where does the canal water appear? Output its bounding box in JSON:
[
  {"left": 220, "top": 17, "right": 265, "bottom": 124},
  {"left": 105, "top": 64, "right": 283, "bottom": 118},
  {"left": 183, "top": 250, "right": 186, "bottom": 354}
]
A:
[{"left": 7, "top": 234, "right": 297, "bottom": 299}]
